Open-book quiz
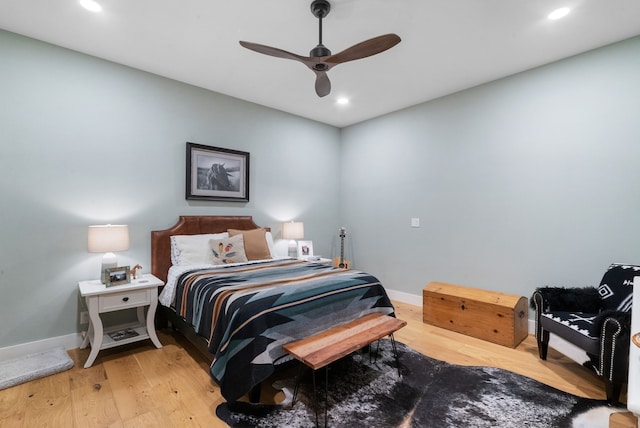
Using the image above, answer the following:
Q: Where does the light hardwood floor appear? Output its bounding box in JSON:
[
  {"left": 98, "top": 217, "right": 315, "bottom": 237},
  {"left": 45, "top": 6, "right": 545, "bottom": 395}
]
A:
[{"left": 0, "top": 301, "right": 632, "bottom": 427}]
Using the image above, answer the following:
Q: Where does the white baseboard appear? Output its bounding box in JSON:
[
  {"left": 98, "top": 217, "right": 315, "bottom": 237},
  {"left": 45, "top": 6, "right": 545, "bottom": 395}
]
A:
[
  {"left": 0, "top": 292, "right": 588, "bottom": 366},
  {"left": 386, "top": 289, "right": 422, "bottom": 307},
  {"left": 0, "top": 289, "right": 422, "bottom": 360},
  {"left": 0, "top": 333, "right": 82, "bottom": 361},
  {"left": 388, "top": 289, "right": 588, "bottom": 365}
]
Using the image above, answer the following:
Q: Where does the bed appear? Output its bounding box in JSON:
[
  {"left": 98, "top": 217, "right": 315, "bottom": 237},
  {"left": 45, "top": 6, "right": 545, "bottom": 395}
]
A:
[{"left": 151, "top": 215, "right": 395, "bottom": 402}]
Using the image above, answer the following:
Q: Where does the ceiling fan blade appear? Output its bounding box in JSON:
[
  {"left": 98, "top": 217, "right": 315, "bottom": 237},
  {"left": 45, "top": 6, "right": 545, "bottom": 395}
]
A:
[
  {"left": 239, "top": 41, "right": 307, "bottom": 63},
  {"left": 314, "top": 71, "right": 331, "bottom": 97},
  {"left": 325, "top": 34, "right": 401, "bottom": 65}
]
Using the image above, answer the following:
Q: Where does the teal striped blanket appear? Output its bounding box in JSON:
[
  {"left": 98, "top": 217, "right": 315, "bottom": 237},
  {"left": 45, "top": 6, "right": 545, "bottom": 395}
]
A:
[{"left": 172, "top": 259, "right": 394, "bottom": 401}]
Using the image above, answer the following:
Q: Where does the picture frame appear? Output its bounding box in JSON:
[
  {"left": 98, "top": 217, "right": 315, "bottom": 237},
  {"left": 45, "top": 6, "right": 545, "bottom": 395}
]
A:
[
  {"left": 105, "top": 266, "right": 131, "bottom": 287},
  {"left": 297, "top": 240, "right": 314, "bottom": 258},
  {"left": 186, "top": 142, "right": 250, "bottom": 202}
]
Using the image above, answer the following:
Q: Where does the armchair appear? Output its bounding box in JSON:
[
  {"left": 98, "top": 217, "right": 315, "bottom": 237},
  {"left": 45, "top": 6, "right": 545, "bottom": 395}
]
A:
[{"left": 531, "top": 263, "right": 636, "bottom": 404}]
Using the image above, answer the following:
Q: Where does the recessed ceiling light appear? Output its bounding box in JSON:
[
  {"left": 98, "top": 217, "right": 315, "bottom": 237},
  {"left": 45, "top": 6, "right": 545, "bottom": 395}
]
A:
[
  {"left": 548, "top": 7, "right": 570, "bottom": 20},
  {"left": 80, "top": 0, "right": 102, "bottom": 13},
  {"left": 336, "top": 97, "right": 350, "bottom": 105}
]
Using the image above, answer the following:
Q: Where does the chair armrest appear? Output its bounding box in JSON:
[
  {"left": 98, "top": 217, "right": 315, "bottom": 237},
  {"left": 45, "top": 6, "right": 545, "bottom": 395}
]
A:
[
  {"left": 597, "top": 311, "right": 632, "bottom": 383},
  {"left": 530, "top": 286, "right": 602, "bottom": 313},
  {"left": 593, "top": 310, "right": 631, "bottom": 335}
]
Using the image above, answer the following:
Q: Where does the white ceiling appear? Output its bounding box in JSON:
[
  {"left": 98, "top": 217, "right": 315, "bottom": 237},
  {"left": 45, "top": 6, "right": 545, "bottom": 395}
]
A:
[{"left": 1, "top": 0, "right": 639, "bottom": 128}]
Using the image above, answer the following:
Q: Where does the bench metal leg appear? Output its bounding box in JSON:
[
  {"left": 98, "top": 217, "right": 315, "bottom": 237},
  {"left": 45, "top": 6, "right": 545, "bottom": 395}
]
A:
[
  {"left": 389, "top": 333, "right": 401, "bottom": 378},
  {"left": 313, "top": 369, "right": 318, "bottom": 427},
  {"left": 292, "top": 363, "right": 306, "bottom": 405},
  {"left": 371, "top": 334, "right": 401, "bottom": 377},
  {"left": 324, "top": 366, "right": 328, "bottom": 428},
  {"left": 311, "top": 367, "right": 329, "bottom": 428},
  {"left": 313, "top": 365, "right": 329, "bottom": 428},
  {"left": 291, "top": 362, "right": 328, "bottom": 428}
]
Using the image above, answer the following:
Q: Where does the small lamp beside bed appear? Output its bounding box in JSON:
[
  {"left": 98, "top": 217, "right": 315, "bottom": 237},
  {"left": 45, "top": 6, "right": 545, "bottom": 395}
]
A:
[
  {"left": 282, "top": 221, "right": 304, "bottom": 258},
  {"left": 87, "top": 224, "right": 130, "bottom": 282}
]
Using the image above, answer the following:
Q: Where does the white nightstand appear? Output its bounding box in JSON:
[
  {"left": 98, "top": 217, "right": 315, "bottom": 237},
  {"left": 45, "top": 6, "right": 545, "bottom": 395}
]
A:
[{"left": 78, "top": 273, "right": 164, "bottom": 368}]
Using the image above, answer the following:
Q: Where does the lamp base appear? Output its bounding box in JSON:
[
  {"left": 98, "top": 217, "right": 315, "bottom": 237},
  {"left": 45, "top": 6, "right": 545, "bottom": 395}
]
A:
[
  {"left": 100, "top": 253, "right": 117, "bottom": 283},
  {"left": 288, "top": 241, "right": 298, "bottom": 259}
]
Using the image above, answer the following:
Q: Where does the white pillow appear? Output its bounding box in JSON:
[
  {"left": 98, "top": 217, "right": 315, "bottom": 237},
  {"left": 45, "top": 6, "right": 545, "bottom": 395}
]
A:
[
  {"left": 209, "top": 234, "right": 249, "bottom": 265},
  {"left": 265, "top": 232, "right": 276, "bottom": 258},
  {"left": 170, "top": 233, "right": 229, "bottom": 266}
]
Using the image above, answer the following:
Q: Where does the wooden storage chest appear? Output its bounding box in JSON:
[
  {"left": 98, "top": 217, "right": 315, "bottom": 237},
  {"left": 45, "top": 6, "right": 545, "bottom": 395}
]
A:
[{"left": 423, "top": 282, "right": 528, "bottom": 348}]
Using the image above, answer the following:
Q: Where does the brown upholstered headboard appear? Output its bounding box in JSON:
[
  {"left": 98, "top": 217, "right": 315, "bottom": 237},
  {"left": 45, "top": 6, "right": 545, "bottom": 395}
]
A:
[{"left": 150, "top": 216, "right": 268, "bottom": 283}]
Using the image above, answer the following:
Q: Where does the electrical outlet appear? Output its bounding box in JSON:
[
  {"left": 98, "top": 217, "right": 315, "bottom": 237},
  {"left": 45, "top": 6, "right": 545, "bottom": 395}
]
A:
[{"left": 80, "top": 311, "right": 89, "bottom": 324}]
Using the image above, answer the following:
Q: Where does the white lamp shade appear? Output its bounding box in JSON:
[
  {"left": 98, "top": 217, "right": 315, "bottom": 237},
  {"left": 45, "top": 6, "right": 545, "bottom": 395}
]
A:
[
  {"left": 87, "top": 225, "right": 130, "bottom": 253},
  {"left": 282, "top": 221, "right": 304, "bottom": 240}
]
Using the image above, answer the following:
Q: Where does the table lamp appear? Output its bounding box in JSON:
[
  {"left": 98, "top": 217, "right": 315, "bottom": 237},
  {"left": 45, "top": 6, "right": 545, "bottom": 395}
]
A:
[
  {"left": 282, "top": 221, "right": 304, "bottom": 258},
  {"left": 88, "top": 224, "right": 130, "bottom": 282}
]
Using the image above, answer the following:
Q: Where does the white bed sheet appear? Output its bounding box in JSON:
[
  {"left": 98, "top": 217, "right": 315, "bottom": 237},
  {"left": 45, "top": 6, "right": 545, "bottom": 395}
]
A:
[{"left": 158, "top": 256, "right": 289, "bottom": 307}]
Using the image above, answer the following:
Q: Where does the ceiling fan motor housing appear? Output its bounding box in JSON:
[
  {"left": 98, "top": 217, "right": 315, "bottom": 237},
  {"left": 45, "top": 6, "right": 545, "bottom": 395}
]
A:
[{"left": 310, "top": 44, "right": 331, "bottom": 59}]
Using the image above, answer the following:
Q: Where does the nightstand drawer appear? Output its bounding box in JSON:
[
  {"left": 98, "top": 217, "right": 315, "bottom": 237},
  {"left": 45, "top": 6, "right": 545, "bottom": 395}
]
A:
[{"left": 99, "top": 289, "right": 150, "bottom": 312}]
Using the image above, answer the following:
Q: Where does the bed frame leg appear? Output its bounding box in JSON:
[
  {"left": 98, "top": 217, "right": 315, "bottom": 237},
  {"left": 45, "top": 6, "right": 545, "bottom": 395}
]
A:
[
  {"left": 248, "top": 383, "right": 261, "bottom": 403},
  {"left": 154, "top": 310, "right": 170, "bottom": 330}
]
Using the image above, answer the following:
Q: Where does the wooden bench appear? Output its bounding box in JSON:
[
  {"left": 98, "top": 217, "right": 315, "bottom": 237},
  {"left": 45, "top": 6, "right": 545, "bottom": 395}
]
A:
[
  {"left": 283, "top": 312, "right": 406, "bottom": 427},
  {"left": 283, "top": 312, "right": 407, "bottom": 370}
]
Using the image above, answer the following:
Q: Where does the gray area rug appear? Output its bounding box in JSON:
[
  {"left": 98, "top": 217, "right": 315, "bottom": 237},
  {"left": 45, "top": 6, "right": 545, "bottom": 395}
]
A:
[
  {"left": 0, "top": 347, "right": 74, "bottom": 390},
  {"left": 217, "top": 340, "right": 623, "bottom": 427}
]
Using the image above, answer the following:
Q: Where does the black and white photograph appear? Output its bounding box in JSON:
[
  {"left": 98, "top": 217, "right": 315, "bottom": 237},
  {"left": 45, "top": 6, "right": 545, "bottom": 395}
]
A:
[
  {"left": 105, "top": 266, "right": 131, "bottom": 287},
  {"left": 186, "top": 142, "right": 250, "bottom": 202}
]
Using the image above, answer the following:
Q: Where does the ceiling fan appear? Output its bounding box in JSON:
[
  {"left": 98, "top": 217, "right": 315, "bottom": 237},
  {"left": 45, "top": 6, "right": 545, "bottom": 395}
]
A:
[{"left": 239, "top": 0, "right": 401, "bottom": 98}]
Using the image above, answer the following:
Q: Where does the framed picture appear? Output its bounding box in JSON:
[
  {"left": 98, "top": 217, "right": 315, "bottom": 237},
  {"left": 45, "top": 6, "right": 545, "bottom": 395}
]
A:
[
  {"left": 105, "top": 266, "right": 131, "bottom": 287},
  {"left": 186, "top": 142, "right": 250, "bottom": 202},
  {"left": 297, "top": 240, "right": 314, "bottom": 258}
]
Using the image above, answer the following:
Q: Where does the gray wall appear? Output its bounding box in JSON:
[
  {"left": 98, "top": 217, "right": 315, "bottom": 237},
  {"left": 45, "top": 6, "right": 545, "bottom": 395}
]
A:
[
  {"left": 2, "top": 28, "right": 639, "bottom": 350},
  {"left": 0, "top": 30, "right": 341, "bottom": 348},
  {"left": 341, "top": 36, "right": 640, "bottom": 299}
]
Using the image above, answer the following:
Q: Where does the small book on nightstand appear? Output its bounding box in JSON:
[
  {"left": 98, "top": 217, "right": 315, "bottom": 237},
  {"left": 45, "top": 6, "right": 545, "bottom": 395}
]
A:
[{"left": 108, "top": 328, "right": 139, "bottom": 341}]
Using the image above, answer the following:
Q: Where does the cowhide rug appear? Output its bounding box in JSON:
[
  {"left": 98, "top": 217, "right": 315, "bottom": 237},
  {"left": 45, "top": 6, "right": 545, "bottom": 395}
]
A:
[{"left": 216, "top": 340, "right": 623, "bottom": 427}]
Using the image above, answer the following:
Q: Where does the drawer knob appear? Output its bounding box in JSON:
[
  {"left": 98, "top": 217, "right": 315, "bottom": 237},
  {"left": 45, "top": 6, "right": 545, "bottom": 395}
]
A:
[{"left": 122, "top": 297, "right": 129, "bottom": 302}]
